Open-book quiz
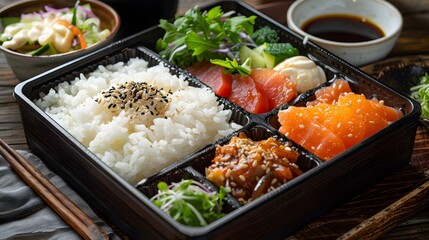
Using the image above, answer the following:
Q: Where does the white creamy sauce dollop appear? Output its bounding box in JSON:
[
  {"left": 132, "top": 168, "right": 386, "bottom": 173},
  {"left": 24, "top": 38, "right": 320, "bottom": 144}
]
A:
[
  {"left": 2, "top": 12, "right": 76, "bottom": 53},
  {"left": 274, "top": 56, "right": 327, "bottom": 93}
]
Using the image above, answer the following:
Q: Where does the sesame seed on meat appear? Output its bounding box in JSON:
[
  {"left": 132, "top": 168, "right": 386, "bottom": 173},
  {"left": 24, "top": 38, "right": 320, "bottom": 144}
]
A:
[{"left": 206, "top": 132, "right": 303, "bottom": 205}]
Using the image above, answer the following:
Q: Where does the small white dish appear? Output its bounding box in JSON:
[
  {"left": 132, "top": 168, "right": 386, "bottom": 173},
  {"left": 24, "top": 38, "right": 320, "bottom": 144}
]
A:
[{"left": 287, "top": 0, "right": 403, "bottom": 67}]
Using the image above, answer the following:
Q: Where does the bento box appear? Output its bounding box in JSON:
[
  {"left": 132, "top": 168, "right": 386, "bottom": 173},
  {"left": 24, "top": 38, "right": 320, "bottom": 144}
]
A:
[{"left": 13, "top": 0, "right": 421, "bottom": 239}]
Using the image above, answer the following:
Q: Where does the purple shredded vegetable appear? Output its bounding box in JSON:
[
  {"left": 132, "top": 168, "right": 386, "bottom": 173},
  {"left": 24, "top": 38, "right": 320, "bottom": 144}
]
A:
[
  {"left": 77, "top": 5, "right": 97, "bottom": 19},
  {"left": 72, "top": 38, "right": 79, "bottom": 47},
  {"left": 20, "top": 6, "right": 70, "bottom": 20}
]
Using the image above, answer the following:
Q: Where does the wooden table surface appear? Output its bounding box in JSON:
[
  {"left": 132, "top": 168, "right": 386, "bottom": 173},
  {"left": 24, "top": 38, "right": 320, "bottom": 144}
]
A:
[{"left": 1, "top": 0, "right": 428, "bottom": 239}]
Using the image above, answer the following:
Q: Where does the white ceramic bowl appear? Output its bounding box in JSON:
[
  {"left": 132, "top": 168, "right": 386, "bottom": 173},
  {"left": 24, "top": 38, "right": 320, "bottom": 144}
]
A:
[
  {"left": 287, "top": 0, "right": 402, "bottom": 67},
  {"left": 0, "top": 0, "right": 120, "bottom": 81}
]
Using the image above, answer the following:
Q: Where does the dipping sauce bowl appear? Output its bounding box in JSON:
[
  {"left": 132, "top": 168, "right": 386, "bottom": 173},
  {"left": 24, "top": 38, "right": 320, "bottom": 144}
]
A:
[{"left": 287, "top": 0, "right": 403, "bottom": 66}]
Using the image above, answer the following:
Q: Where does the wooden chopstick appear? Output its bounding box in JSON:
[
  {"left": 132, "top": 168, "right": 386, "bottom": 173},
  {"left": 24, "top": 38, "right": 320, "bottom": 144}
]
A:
[
  {"left": 0, "top": 138, "right": 109, "bottom": 240},
  {"left": 338, "top": 179, "right": 429, "bottom": 240}
]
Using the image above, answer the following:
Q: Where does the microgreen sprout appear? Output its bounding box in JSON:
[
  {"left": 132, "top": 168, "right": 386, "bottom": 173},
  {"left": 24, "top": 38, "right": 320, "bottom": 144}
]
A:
[
  {"left": 150, "top": 179, "right": 230, "bottom": 227},
  {"left": 410, "top": 72, "right": 429, "bottom": 118}
]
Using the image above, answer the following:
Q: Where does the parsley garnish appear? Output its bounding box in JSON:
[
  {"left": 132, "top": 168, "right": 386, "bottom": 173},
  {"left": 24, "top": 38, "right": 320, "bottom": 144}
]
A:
[
  {"left": 210, "top": 58, "right": 251, "bottom": 75},
  {"left": 156, "top": 6, "right": 257, "bottom": 69}
]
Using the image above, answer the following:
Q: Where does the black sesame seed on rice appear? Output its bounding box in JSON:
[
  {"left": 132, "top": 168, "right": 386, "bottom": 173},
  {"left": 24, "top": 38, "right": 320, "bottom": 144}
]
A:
[{"left": 97, "top": 81, "right": 172, "bottom": 119}]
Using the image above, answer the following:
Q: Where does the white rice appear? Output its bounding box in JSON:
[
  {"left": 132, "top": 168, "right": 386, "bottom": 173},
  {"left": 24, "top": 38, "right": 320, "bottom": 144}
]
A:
[{"left": 35, "top": 58, "right": 241, "bottom": 184}]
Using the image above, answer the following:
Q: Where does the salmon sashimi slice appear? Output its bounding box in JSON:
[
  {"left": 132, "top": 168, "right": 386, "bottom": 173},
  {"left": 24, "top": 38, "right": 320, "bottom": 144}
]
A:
[
  {"left": 250, "top": 68, "right": 297, "bottom": 109},
  {"left": 369, "top": 99, "right": 404, "bottom": 123},
  {"left": 314, "top": 103, "right": 367, "bottom": 149},
  {"left": 229, "top": 74, "right": 270, "bottom": 114},
  {"left": 186, "top": 61, "right": 218, "bottom": 83},
  {"left": 278, "top": 106, "right": 346, "bottom": 160},
  {"left": 307, "top": 79, "right": 352, "bottom": 106},
  {"left": 187, "top": 62, "right": 279, "bottom": 113},
  {"left": 337, "top": 93, "right": 390, "bottom": 138},
  {"left": 278, "top": 79, "right": 403, "bottom": 160},
  {"left": 186, "top": 61, "right": 232, "bottom": 97}
]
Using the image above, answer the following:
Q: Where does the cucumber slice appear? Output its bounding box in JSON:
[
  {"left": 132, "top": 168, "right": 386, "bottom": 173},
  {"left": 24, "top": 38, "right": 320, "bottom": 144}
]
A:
[
  {"left": 239, "top": 45, "right": 265, "bottom": 68},
  {"left": 253, "top": 43, "right": 268, "bottom": 55},
  {"left": 249, "top": 43, "right": 275, "bottom": 69},
  {"left": 43, "top": 43, "right": 59, "bottom": 55},
  {"left": 28, "top": 44, "right": 49, "bottom": 56},
  {"left": 28, "top": 43, "right": 58, "bottom": 56},
  {"left": 262, "top": 51, "right": 276, "bottom": 69}
]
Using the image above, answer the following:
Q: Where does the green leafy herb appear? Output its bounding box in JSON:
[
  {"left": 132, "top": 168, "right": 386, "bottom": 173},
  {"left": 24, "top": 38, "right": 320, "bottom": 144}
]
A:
[
  {"left": 410, "top": 72, "right": 429, "bottom": 118},
  {"left": 71, "top": 8, "right": 77, "bottom": 25},
  {"left": 151, "top": 179, "right": 230, "bottom": 227},
  {"left": 210, "top": 58, "right": 251, "bottom": 76},
  {"left": 156, "top": 6, "right": 257, "bottom": 68},
  {"left": 71, "top": 0, "right": 80, "bottom": 25}
]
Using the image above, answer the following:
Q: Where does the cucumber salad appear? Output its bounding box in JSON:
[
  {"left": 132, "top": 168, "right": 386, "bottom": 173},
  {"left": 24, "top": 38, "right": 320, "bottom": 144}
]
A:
[{"left": 0, "top": 1, "right": 110, "bottom": 56}]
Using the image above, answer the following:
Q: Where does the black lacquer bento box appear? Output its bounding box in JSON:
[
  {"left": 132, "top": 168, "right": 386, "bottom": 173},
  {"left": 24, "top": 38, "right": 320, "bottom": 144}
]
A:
[{"left": 13, "top": 0, "right": 421, "bottom": 239}]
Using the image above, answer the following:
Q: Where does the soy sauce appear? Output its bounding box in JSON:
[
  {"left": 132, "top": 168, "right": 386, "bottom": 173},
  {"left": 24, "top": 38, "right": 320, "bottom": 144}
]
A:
[{"left": 301, "top": 14, "right": 385, "bottom": 43}]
